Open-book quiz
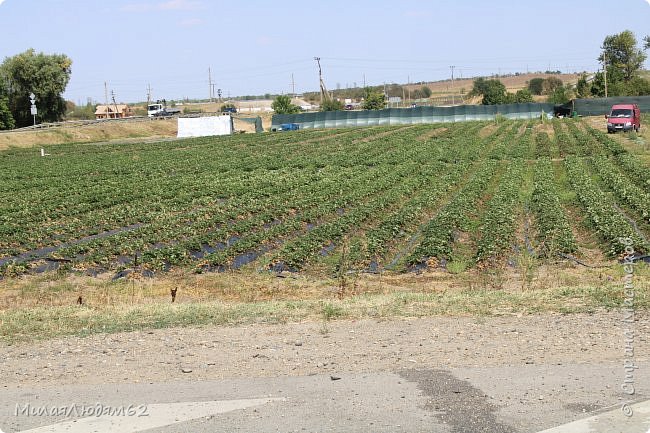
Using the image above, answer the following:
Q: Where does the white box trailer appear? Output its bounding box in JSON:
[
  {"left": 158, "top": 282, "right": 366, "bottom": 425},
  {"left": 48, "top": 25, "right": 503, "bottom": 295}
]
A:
[{"left": 177, "top": 115, "right": 233, "bottom": 138}]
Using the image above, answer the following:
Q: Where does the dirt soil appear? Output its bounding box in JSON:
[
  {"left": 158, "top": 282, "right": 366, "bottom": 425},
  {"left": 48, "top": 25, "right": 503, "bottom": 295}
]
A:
[{"left": 2, "top": 311, "right": 645, "bottom": 387}]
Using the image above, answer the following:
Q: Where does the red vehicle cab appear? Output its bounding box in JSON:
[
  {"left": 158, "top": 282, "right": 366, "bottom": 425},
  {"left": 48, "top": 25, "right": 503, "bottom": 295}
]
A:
[{"left": 606, "top": 104, "right": 641, "bottom": 133}]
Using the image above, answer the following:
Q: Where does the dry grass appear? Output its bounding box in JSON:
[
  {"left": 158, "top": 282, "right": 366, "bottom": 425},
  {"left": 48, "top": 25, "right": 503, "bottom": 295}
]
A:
[
  {"left": 0, "top": 112, "right": 276, "bottom": 150},
  {"left": 0, "top": 119, "right": 178, "bottom": 150},
  {"left": 1, "top": 262, "right": 647, "bottom": 342}
]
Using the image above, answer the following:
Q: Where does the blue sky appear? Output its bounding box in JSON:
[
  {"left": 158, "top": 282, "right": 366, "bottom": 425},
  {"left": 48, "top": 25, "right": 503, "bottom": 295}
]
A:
[{"left": 0, "top": 0, "right": 649, "bottom": 104}]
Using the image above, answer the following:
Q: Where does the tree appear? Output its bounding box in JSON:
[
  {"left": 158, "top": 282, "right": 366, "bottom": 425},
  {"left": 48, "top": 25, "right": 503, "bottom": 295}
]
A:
[
  {"left": 320, "top": 98, "right": 344, "bottom": 112},
  {"left": 542, "top": 77, "right": 563, "bottom": 95},
  {"left": 612, "top": 76, "right": 650, "bottom": 96},
  {"left": 420, "top": 86, "right": 432, "bottom": 98},
  {"left": 271, "top": 95, "right": 301, "bottom": 114},
  {"left": 527, "top": 78, "right": 545, "bottom": 95},
  {"left": 469, "top": 78, "right": 508, "bottom": 104},
  {"left": 0, "top": 49, "right": 72, "bottom": 127},
  {"left": 361, "top": 87, "right": 385, "bottom": 110},
  {"left": 598, "top": 30, "right": 647, "bottom": 83},
  {"left": 645, "top": 35, "right": 650, "bottom": 50},
  {"left": 0, "top": 97, "right": 14, "bottom": 130},
  {"left": 575, "top": 75, "right": 590, "bottom": 98},
  {"left": 590, "top": 71, "right": 607, "bottom": 97},
  {"left": 513, "top": 89, "right": 534, "bottom": 103},
  {"left": 547, "top": 85, "right": 573, "bottom": 104}
]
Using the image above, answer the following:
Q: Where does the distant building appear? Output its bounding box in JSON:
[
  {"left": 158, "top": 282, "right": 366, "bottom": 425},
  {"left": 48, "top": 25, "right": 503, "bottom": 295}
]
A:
[{"left": 95, "top": 104, "right": 132, "bottom": 119}]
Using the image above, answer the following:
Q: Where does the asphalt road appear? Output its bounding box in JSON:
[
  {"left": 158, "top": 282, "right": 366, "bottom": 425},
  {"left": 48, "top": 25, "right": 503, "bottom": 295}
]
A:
[{"left": 1, "top": 363, "right": 649, "bottom": 433}]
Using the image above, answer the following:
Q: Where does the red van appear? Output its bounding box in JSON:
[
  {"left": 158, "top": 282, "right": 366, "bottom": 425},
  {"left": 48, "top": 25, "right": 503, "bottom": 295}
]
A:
[{"left": 606, "top": 104, "right": 641, "bottom": 133}]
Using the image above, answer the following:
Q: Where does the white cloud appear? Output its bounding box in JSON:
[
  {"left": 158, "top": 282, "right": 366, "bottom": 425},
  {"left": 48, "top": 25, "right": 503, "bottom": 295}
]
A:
[
  {"left": 256, "top": 36, "right": 274, "bottom": 46},
  {"left": 160, "top": 0, "right": 201, "bottom": 10},
  {"left": 179, "top": 18, "right": 203, "bottom": 27},
  {"left": 121, "top": 0, "right": 201, "bottom": 12},
  {"left": 403, "top": 10, "right": 431, "bottom": 18},
  {"left": 0, "top": 0, "right": 6, "bottom": 6}
]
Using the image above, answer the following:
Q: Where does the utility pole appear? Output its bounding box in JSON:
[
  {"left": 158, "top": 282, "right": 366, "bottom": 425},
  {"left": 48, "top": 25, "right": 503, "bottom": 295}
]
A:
[
  {"left": 363, "top": 73, "right": 366, "bottom": 88},
  {"left": 603, "top": 51, "right": 608, "bottom": 98},
  {"left": 111, "top": 90, "right": 119, "bottom": 118},
  {"left": 208, "top": 67, "right": 213, "bottom": 102},
  {"left": 146, "top": 83, "right": 152, "bottom": 106},
  {"left": 104, "top": 82, "right": 109, "bottom": 118},
  {"left": 314, "top": 57, "right": 329, "bottom": 103},
  {"left": 450, "top": 65, "right": 455, "bottom": 105},
  {"left": 291, "top": 73, "right": 295, "bottom": 97},
  {"left": 407, "top": 75, "right": 411, "bottom": 103}
]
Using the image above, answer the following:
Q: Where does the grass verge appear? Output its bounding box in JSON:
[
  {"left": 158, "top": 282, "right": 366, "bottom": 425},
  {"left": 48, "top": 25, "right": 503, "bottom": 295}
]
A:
[{"left": 1, "top": 274, "right": 647, "bottom": 344}]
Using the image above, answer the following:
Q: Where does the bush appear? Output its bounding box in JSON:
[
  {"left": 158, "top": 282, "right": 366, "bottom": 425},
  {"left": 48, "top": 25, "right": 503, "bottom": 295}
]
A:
[
  {"left": 361, "top": 88, "right": 386, "bottom": 110},
  {"left": 320, "top": 99, "right": 344, "bottom": 112},
  {"left": 271, "top": 95, "right": 301, "bottom": 114}
]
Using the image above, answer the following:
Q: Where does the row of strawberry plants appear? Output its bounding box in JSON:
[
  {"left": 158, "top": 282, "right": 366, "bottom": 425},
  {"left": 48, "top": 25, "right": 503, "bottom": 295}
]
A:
[
  {"left": 268, "top": 165, "right": 434, "bottom": 271},
  {"left": 1, "top": 125, "right": 402, "bottom": 226},
  {"left": 565, "top": 121, "right": 605, "bottom": 156},
  {"left": 530, "top": 158, "right": 577, "bottom": 255},
  {"left": 363, "top": 162, "right": 469, "bottom": 264},
  {"left": 53, "top": 149, "right": 402, "bottom": 264},
  {"left": 583, "top": 125, "right": 626, "bottom": 155},
  {"left": 475, "top": 159, "right": 526, "bottom": 262},
  {"left": 139, "top": 161, "right": 417, "bottom": 270},
  {"left": 564, "top": 156, "right": 647, "bottom": 256},
  {"left": 254, "top": 125, "right": 470, "bottom": 271},
  {"left": 590, "top": 156, "right": 650, "bottom": 223},
  {"left": 534, "top": 131, "right": 553, "bottom": 158},
  {"left": 614, "top": 153, "right": 650, "bottom": 193},
  {"left": 508, "top": 122, "right": 535, "bottom": 159},
  {"left": 486, "top": 122, "right": 521, "bottom": 160},
  {"left": 581, "top": 124, "right": 650, "bottom": 193},
  {"left": 0, "top": 126, "right": 398, "bottom": 226},
  {"left": 406, "top": 160, "right": 500, "bottom": 265},
  {"left": 0, "top": 164, "right": 332, "bottom": 255},
  {"left": 1, "top": 125, "right": 419, "bottom": 255},
  {"left": 56, "top": 126, "right": 439, "bottom": 269},
  {"left": 552, "top": 121, "right": 575, "bottom": 157},
  {"left": 362, "top": 119, "right": 516, "bottom": 266}
]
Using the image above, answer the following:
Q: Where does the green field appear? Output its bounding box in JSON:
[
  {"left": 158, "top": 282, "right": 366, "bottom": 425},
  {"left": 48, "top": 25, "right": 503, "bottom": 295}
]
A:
[{"left": 1, "top": 120, "right": 649, "bottom": 280}]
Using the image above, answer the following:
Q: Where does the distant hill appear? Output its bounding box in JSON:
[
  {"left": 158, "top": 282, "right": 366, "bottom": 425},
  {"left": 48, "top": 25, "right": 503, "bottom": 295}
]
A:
[
  {"left": 406, "top": 73, "right": 584, "bottom": 105},
  {"left": 304, "top": 73, "right": 585, "bottom": 106}
]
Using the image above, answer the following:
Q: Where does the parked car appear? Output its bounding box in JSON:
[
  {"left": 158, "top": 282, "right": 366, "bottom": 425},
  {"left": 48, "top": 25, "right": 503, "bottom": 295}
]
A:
[{"left": 606, "top": 104, "right": 641, "bottom": 133}]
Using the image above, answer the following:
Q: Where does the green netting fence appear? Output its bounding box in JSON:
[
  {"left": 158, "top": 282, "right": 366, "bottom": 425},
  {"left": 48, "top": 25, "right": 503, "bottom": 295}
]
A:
[
  {"left": 272, "top": 103, "right": 555, "bottom": 130},
  {"left": 565, "top": 96, "right": 650, "bottom": 116}
]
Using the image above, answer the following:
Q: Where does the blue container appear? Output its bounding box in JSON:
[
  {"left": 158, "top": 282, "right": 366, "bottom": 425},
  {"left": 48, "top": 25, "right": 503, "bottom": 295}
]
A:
[{"left": 280, "top": 123, "right": 300, "bottom": 131}]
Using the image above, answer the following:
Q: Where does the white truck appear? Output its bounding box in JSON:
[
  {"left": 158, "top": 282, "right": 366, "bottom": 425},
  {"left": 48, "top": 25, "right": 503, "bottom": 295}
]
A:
[{"left": 147, "top": 100, "right": 181, "bottom": 117}]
